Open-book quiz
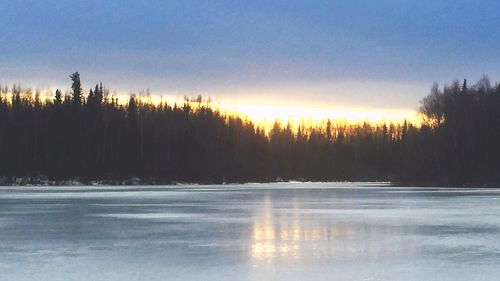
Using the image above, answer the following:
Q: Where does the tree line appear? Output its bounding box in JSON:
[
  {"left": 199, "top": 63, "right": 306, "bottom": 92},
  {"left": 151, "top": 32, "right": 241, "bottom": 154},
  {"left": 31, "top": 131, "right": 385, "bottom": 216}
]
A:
[{"left": 0, "top": 73, "right": 498, "bottom": 186}]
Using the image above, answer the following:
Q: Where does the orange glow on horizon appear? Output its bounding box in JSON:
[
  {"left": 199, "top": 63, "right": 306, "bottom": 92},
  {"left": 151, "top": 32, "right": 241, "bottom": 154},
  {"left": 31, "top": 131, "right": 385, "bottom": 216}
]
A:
[
  {"left": 1, "top": 89, "right": 421, "bottom": 129},
  {"left": 119, "top": 94, "right": 422, "bottom": 129},
  {"left": 216, "top": 101, "right": 421, "bottom": 129}
]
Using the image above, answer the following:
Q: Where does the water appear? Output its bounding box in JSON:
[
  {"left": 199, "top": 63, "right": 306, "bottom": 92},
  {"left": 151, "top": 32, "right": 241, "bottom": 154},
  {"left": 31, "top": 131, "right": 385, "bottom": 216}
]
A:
[{"left": 1, "top": 182, "right": 500, "bottom": 281}]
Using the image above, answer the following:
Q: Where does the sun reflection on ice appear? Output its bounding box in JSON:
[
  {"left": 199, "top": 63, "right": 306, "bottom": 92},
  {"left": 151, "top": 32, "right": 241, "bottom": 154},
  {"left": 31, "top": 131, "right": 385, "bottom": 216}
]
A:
[
  {"left": 248, "top": 193, "right": 413, "bottom": 264},
  {"left": 249, "top": 195, "right": 328, "bottom": 261}
]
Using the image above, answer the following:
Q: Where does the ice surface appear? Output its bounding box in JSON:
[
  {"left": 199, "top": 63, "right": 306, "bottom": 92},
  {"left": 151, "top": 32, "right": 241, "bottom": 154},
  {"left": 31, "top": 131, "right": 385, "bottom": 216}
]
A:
[{"left": 1, "top": 182, "right": 499, "bottom": 281}]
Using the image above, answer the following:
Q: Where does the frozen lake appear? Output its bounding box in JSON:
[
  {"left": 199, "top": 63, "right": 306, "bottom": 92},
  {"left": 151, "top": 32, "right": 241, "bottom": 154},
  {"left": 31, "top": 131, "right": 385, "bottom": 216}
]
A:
[{"left": 1, "top": 182, "right": 500, "bottom": 281}]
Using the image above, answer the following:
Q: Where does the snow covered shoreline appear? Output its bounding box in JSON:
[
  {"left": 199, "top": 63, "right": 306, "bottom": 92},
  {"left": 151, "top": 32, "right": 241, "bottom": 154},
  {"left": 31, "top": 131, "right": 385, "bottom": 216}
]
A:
[{"left": 0, "top": 176, "right": 174, "bottom": 186}]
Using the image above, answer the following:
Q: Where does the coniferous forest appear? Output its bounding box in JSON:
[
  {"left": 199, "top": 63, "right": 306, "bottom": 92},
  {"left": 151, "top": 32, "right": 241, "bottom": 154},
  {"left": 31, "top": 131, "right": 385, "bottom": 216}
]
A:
[{"left": 0, "top": 73, "right": 499, "bottom": 186}]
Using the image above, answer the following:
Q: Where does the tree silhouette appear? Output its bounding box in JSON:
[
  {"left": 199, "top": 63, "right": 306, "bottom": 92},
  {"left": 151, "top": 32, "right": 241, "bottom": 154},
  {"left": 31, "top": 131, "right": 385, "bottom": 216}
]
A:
[
  {"left": 0, "top": 74, "right": 499, "bottom": 186},
  {"left": 70, "top": 72, "right": 82, "bottom": 106}
]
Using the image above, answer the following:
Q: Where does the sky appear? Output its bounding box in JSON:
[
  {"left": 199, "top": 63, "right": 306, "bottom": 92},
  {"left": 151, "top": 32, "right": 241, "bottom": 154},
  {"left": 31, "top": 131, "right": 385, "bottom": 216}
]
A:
[{"left": 1, "top": 0, "right": 500, "bottom": 112}]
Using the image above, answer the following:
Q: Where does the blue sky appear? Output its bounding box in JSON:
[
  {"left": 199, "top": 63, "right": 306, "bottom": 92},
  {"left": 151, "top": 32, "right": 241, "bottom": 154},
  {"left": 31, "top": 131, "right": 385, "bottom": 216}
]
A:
[{"left": 1, "top": 0, "right": 500, "bottom": 110}]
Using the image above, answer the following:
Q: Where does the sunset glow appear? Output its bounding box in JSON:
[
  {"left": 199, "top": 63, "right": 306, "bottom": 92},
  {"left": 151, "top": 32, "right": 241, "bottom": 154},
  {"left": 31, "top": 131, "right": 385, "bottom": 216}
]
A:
[
  {"left": 152, "top": 96, "right": 420, "bottom": 128},
  {"left": 216, "top": 101, "right": 420, "bottom": 128},
  {"left": 120, "top": 94, "right": 422, "bottom": 129},
  {"left": 2, "top": 89, "right": 420, "bottom": 130}
]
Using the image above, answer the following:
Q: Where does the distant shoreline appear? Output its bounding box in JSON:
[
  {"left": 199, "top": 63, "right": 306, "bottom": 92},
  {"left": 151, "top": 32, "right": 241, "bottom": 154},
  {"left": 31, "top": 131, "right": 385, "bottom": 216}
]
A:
[
  {"left": 3, "top": 76, "right": 500, "bottom": 188},
  {"left": 0, "top": 176, "right": 389, "bottom": 186},
  {"left": 1, "top": 176, "right": 498, "bottom": 188}
]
